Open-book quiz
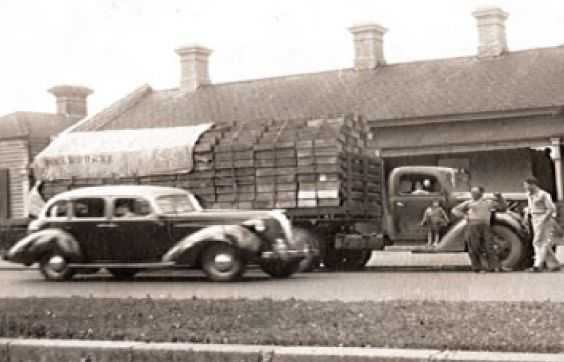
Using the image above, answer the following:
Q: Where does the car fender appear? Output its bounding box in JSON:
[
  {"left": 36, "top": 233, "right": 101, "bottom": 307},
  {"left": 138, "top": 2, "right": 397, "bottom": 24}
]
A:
[
  {"left": 435, "top": 213, "right": 529, "bottom": 252},
  {"left": 5, "top": 228, "right": 82, "bottom": 264},
  {"left": 162, "top": 224, "right": 263, "bottom": 265}
]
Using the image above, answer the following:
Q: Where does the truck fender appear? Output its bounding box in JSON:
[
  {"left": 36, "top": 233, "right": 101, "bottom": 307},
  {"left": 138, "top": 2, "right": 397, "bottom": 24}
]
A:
[
  {"left": 435, "top": 213, "right": 528, "bottom": 252},
  {"left": 5, "top": 228, "right": 82, "bottom": 264},
  {"left": 434, "top": 220, "right": 467, "bottom": 252},
  {"left": 162, "top": 225, "right": 263, "bottom": 265}
]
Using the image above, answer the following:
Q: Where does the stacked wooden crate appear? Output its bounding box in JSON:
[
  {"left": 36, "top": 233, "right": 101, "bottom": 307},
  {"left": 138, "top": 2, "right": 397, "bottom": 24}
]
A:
[
  {"left": 42, "top": 114, "right": 382, "bottom": 218},
  {"left": 184, "top": 114, "right": 382, "bottom": 217}
]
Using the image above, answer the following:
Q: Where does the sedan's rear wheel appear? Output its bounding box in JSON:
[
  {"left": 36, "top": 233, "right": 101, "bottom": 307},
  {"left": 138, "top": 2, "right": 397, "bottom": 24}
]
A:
[
  {"left": 201, "top": 243, "right": 246, "bottom": 282},
  {"left": 39, "top": 253, "right": 75, "bottom": 281},
  {"left": 260, "top": 259, "right": 301, "bottom": 278},
  {"left": 108, "top": 268, "right": 139, "bottom": 280}
]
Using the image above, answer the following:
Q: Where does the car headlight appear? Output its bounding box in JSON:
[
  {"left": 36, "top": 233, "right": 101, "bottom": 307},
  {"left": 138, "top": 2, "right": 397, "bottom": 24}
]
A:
[{"left": 243, "top": 219, "right": 267, "bottom": 233}]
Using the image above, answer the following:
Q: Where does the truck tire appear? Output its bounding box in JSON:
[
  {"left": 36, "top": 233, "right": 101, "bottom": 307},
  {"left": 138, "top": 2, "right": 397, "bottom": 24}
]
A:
[
  {"left": 492, "top": 224, "right": 532, "bottom": 270},
  {"left": 260, "top": 259, "right": 301, "bottom": 278},
  {"left": 323, "top": 247, "right": 370, "bottom": 271},
  {"left": 293, "top": 227, "right": 321, "bottom": 272}
]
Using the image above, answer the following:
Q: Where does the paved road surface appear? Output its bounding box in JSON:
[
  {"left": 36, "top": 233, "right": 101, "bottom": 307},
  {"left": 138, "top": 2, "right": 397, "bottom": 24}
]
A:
[{"left": 0, "top": 251, "right": 562, "bottom": 302}]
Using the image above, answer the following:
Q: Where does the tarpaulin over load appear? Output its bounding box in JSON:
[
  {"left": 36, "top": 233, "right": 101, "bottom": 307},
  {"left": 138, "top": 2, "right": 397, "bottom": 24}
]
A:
[{"left": 33, "top": 123, "right": 213, "bottom": 180}]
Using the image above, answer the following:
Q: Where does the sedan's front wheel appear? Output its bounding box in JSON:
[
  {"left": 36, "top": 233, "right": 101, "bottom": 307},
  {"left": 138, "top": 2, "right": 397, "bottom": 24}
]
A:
[
  {"left": 201, "top": 243, "right": 246, "bottom": 282},
  {"left": 39, "top": 253, "right": 75, "bottom": 281}
]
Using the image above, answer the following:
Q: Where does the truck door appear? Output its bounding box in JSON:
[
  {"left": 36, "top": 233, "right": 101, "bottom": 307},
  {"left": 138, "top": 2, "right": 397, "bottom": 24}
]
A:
[{"left": 390, "top": 174, "right": 447, "bottom": 242}]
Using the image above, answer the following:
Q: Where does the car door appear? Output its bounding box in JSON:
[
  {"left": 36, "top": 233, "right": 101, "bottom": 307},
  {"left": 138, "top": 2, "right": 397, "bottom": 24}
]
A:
[
  {"left": 109, "top": 197, "right": 171, "bottom": 262},
  {"left": 390, "top": 174, "right": 446, "bottom": 242},
  {"left": 69, "top": 197, "right": 113, "bottom": 261}
]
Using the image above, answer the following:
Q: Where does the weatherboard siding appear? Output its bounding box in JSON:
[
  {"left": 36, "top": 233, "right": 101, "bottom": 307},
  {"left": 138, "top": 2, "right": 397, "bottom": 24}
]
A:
[{"left": 0, "top": 139, "right": 30, "bottom": 218}]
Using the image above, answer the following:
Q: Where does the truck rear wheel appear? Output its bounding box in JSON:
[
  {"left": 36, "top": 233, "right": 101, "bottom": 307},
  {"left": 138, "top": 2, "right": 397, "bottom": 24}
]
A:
[
  {"left": 323, "top": 248, "right": 370, "bottom": 271},
  {"left": 293, "top": 227, "right": 321, "bottom": 272},
  {"left": 492, "top": 224, "right": 532, "bottom": 270}
]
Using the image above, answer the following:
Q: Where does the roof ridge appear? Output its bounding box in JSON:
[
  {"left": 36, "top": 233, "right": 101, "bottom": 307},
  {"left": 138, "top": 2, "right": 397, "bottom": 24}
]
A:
[
  {"left": 153, "top": 45, "right": 564, "bottom": 93},
  {"left": 68, "top": 84, "right": 153, "bottom": 133}
]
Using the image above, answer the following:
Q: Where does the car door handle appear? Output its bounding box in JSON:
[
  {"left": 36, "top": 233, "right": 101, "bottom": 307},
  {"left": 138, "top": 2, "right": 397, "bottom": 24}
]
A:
[
  {"left": 96, "top": 223, "right": 118, "bottom": 228},
  {"left": 396, "top": 202, "right": 405, "bottom": 207}
]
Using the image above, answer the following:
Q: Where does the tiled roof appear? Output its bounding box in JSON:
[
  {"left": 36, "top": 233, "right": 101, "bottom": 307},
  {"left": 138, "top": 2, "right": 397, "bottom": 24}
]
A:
[
  {"left": 0, "top": 112, "right": 79, "bottom": 140},
  {"left": 75, "top": 46, "right": 564, "bottom": 132}
]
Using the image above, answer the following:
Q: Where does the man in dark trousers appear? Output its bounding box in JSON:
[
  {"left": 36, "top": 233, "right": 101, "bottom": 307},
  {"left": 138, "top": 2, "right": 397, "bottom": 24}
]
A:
[{"left": 452, "top": 186, "right": 501, "bottom": 273}]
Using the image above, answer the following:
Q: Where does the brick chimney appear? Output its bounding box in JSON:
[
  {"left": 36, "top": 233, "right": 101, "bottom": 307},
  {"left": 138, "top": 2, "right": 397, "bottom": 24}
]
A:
[
  {"left": 175, "top": 45, "right": 212, "bottom": 92},
  {"left": 349, "top": 23, "right": 387, "bottom": 70},
  {"left": 472, "top": 7, "right": 509, "bottom": 58},
  {"left": 48, "top": 85, "right": 93, "bottom": 118}
]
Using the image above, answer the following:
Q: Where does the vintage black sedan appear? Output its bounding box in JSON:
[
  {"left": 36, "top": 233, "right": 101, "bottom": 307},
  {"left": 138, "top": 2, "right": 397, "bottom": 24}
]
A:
[{"left": 4, "top": 185, "right": 309, "bottom": 281}]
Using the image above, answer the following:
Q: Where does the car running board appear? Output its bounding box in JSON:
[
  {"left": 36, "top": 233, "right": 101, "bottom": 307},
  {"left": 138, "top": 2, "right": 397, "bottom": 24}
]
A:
[{"left": 67, "top": 261, "right": 177, "bottom": 269}]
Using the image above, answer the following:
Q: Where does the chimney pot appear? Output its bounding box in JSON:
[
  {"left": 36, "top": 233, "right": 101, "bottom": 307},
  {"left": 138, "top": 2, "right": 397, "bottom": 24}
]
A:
[
  {"left": 349, "top": 23, "right": 387, "bottom": 70},
  {"left": 472, "top": 6, "right": 509, "bottom": 57},
  {"left": 48, "top": 85, "right": 93, "bottom": 118},
  {"left": 175, "top": 45, "right": 212, "bottom": 92}
]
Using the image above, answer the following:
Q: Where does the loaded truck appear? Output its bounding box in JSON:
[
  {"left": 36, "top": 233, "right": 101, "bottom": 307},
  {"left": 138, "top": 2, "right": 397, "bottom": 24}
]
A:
[{"left": 33, "top": 114, "right": 533, "bottom": 272}]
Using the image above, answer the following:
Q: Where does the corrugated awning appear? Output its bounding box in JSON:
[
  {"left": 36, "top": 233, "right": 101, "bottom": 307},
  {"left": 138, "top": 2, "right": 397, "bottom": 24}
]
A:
[{"left": 33, "top": 123, "right": 213, "bottom": 180}]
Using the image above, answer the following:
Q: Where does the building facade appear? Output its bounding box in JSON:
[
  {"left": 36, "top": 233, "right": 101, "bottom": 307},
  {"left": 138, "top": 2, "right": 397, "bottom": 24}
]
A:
[
  {"left": 63, "top": 7, "right": 564, "bottom": 200},
  {"left": 0, "top": 86, "right": 92, "bottom": 219}
]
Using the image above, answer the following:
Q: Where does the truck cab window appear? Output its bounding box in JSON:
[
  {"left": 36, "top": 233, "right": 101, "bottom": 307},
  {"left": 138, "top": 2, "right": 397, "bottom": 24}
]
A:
[
  {"left": 399, "top": 175, "right": 441, "bottom": 195},
  {"left": 72, "top": 198, "right": 105, "bottom": 218}
]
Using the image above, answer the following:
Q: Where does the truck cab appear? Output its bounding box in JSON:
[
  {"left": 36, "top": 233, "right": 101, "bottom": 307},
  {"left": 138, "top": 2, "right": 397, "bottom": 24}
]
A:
[
  {"left": 385, "top": 166, "right": 459, "bottom": 243},
  {"left": 381, "top": 166, "right": 532, "bottom": 270}
]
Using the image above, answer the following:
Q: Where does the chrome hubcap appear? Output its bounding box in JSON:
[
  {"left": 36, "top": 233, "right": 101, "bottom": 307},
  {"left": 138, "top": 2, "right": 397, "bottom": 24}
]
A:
[
  {"left": 214, "top": 253, "right": 234, "bottom": 272},
  {"left": 47, "top": 255, "right": 66, "bottom": 273}
]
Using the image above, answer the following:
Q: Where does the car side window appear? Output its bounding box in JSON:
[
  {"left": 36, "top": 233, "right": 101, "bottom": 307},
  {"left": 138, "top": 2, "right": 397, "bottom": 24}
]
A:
[
  {"left": 113, "top": 198, "right": 152, "bottom": 218},
  {"left": 45, "top": 200, "right": 69, "bottom": 219},
  {"left": 72, "top": 198, "right": 106, "bottom": 218}
]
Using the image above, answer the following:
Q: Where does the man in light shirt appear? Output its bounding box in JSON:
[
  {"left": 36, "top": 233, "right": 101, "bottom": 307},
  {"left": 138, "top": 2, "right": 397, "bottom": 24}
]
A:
[
  {"left": 452, "top": 186, "right": 501, "bottom": 273},
  {"left": 524, "top": 177, "right": 561, "bottom": 272}
]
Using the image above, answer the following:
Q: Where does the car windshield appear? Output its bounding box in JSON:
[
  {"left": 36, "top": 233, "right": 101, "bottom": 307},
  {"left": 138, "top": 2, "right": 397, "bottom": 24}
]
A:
[{"left": 156, "top": 193, "right": 202, "bottom": 214}]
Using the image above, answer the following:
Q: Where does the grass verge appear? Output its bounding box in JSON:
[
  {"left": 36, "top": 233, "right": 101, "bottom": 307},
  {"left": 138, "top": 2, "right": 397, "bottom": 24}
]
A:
[{"left": 0, "top": 297, "right": 562, "bottom": 353}]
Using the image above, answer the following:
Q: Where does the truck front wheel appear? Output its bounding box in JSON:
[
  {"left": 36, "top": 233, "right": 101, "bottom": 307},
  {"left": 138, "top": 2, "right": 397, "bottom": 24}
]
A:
[{"left": 492, "top": 225, "right": 532, "bottom": 270}]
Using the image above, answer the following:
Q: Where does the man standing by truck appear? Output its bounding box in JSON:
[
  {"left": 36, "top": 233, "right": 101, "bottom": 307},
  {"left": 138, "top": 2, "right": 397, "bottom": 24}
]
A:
[
  {"left": 452, "top": 186, "right": 501, "bottom": 273},
  {"left": 523, "top": 177, "right": 561, "bottom": 272}
]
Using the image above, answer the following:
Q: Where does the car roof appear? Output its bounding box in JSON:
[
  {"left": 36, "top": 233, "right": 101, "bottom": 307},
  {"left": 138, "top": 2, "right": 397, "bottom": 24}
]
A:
[{"left": 56, "top": 185, "right": 189, "bottom": 199}]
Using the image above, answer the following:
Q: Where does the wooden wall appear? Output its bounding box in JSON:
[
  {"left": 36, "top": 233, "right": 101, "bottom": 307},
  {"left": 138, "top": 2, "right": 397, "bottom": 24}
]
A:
[{"left": 0, "top": 139, "right": 30, "bottom": 219}]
